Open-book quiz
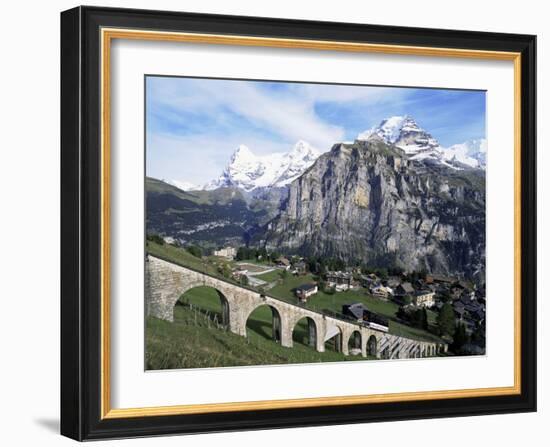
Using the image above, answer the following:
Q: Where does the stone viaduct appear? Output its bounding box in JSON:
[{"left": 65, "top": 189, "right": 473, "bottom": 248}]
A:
[{"left": 146, "top": 255, "right": 447, "bottom": 359}]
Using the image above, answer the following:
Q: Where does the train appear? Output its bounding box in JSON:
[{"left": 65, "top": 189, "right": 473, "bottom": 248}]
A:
[{"left": 342, "top": 303, "right": 389, "bottom": 333}]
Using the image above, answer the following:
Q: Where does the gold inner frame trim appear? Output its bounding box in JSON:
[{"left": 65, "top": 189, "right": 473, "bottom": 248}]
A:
[{"left": 100, "top": 27, "right": 522, "bottom": 420}]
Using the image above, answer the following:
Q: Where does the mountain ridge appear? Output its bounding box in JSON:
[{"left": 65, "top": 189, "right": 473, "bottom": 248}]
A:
[
  {"left": 204, "top": 140, "right": 321, "bottom": 192},
  {"left": 358, "top": 115, "right": 486, "bottom": 170}
]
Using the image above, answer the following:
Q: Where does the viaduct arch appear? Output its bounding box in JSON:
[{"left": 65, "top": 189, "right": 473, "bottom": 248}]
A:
[{"left": 146, "top": 255, "right": 447, "bottom": 360}]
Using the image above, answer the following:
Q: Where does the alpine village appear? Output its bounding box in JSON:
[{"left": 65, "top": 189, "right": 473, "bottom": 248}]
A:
[{"left": 145, "top": 116, "right": 487, "bottom": 369}]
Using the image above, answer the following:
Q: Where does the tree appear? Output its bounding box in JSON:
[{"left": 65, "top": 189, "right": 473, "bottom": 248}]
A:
[
  {"left": 471, "top": 323, "right": 485, "bottom": 347},
  {"left": 396, "top": 306, "right": 408, "bottom": 321},
  {"left": 236, "top": 247, "right": 247, "bottom": 261},
  {"left": 421, "top": 307, "right": 429, "bottom": 330},
  {"left": 187, "top": 245, "right": 202, "bottom": 258},
  {"left": 375, "top": 268, "right": 388, "bottom": 280},
  {"left": 217, "top": 263, "right": 232, "bottom": 279},
  {"left": 451, "top": 322, "right": 469, "bottom": 353},
  {"left": 239, "top": 275, "right": 249, "bottom": 286},
  {"left": 307, "top": 258, "right": 318, "bottom": 274},
  {"left": 438, "top": 290, "right": 451, "bottom": 303},
  {"left": 257, "top": 247, "right": 268, "bottom": 260},
  {"left": 399, "top": 307, "right": 429, "bottom": 330},
  {"left": 146, "top": 233, "right": 164, "bottom": 245},
  {"left": 436, "top": 303, "right": 456, "bottom": 337}
]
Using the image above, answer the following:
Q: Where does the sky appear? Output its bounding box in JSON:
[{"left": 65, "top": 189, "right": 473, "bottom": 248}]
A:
[{"left": 146, "top": 76, "right": 486, "bottom": 187}]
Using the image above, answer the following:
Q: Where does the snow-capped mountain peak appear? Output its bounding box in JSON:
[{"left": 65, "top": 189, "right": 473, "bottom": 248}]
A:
[
  {"left": 289, "top": 139, "right": 318, "bottom": 158},
  {"left": 357, "top": 115, "right": 487, "bottom": 170},
  {"left": 358, "top": 115, "right": 441, "bottom": 155},
  {"left": 205, "top": 141, "right": 322, "bottom": 192},
  {"left": 442, "top": 139, "right": 487, "bottom": 169},
  {"left": 230, "top": 144, "right": 255, "bottom": 163}
]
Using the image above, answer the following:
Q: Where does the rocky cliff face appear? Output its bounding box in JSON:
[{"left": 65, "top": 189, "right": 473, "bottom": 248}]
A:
[{"left": 264, "top": 136, "right": 485, "bottom": 282}]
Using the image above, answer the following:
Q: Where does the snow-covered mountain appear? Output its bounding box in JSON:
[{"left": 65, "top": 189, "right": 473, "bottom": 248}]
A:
[
  {"left": 204, "top": 140, "right": 321, "bottom": 192},
  {"left": 358, "top": 115, "right": 486, "bottom": 170},
  {"left": 442, "top": 139, "right": 487, "bottom": 170},
  {"left": 172, "top": 117, "right": 485, "bottom": 194},
  {"left": 167, "top": 179, "right": 200, "bottom": 191},
  {"left": 357, "top": 115, "right": 440, "bottom": 155}
]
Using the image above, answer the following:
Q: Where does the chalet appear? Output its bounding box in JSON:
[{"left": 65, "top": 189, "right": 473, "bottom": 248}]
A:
[
  {"left": 385, "top": 277, "right": 401, "bottom": 288},
  {"left": 470, "top": 308, "right": 485, "bottom": 322},
  {"left": 325, "top": 271, "right": 354, "bottom": 291},
  {"left": 291, "top": 260, "right": 307, "bottom": 275},
  {"left": 451, "top": 285, "right": 464, "bottom": 299},
  {"left": 451, "top": 281, "right": 472, "bottom": 297},
  {"left": 464, "top": 301, "right": 485, "bottom": 321},
  {"left": 276, "top": 256, "right": 291, "bottom": 270},
  {"left": 395, "top": 282, "right": 415, "bottom": 296},
  {"left": 295, "top": 283, "right": 318, "bottom": 302},
  {"left": 453, "top": 302, "right": 466, "bottom": 319},
  {"left": 431, "top": 274, "right": 455, "bottom": 285},
  {"left": 459, "top": 292, "right": 475, "bottom": 306},
  {"left": 370, "top": 284, "right": 393, "bottom": 300},
  {"left": 360, "top": 274, "right": 379, "bottom": 288},
  {"left": 213, "top": 246, "right": 236, "bottom": 260},
  {"left": 414, "top": 289, "right": 436, "bottom": 308}
]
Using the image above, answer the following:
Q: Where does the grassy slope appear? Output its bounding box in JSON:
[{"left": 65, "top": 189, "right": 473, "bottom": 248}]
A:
[
  {"left": 147, "top": 241, "right": 222, "bottom": 277},
  {"left": 146, "top": 286, "right": 370, "bottom": 370},
  {"left": 253, "top": 269, "right": 283, "bottom": 282}
]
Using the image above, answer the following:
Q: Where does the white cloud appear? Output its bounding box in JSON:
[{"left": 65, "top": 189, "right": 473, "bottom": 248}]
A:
[
  {"left": 146, "top": 77, "right": 416, "bottom": 184},
  {"left": 148, "top": 78, "right": 348, "bottom": 150}
]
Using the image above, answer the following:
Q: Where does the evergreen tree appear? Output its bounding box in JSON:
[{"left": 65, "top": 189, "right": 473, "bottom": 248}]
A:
[
  {"left": 187, "top": 245, "right": 202, "bottom": 258},
  {"left": 422, "top": 307, "right": 429, "bottom": 330},
  {"left": 438, "top": 290, "right": 451, "bottom": 303},
  {"left": 471, "top": 324, "right": 485, "bottom": 347},
  {"left": 437, "top": 303, "right": 456, "bottom": 337},
  {"left": 451, "top": 322, "right": 469, "bottom": 353},
  {"left": 217, "top": 263, "right": 232, "bottom": 279},
  {"left": 239, "top": 275, "right": 249, "bottom": 286},
  {"left": 235, "top": 247, "right": 247, "bottom": 261},
  {"left": 146, "top": 234, "right": 164, "bottom": 245}
]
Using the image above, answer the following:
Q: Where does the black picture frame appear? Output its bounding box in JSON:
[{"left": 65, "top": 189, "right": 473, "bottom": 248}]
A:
[{"left": 61, "top": 5, "right": 537, "bottom": 441}]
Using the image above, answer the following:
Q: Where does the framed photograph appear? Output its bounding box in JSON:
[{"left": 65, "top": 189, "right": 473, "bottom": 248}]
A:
[{"left": 60, "top": 6, "right": 537, "bottom": 441}]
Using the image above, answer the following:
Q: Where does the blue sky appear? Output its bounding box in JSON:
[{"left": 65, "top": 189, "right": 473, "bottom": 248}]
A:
[{"left": 146, "top": 76, "right": 486, "bottom": 186}]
